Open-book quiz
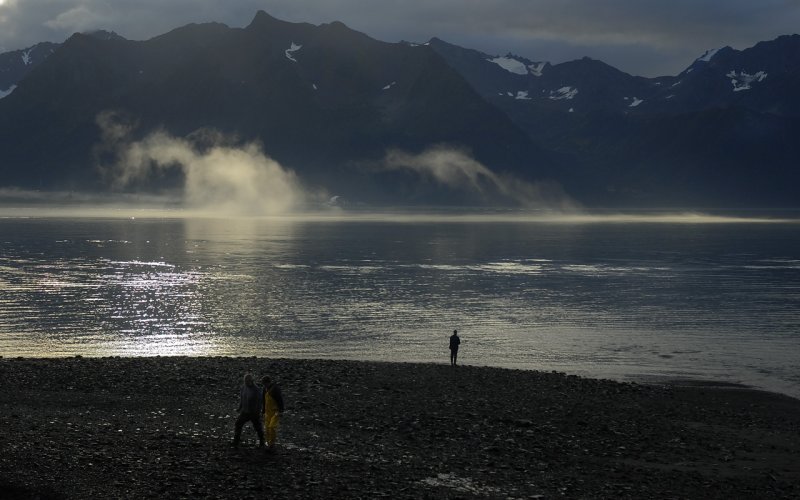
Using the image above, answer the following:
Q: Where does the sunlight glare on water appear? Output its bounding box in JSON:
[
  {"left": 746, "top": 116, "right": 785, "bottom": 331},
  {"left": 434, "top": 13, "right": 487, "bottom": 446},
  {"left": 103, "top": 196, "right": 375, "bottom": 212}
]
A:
[{"left": 0, "top": 213, "right": 798, "bottom": 397}]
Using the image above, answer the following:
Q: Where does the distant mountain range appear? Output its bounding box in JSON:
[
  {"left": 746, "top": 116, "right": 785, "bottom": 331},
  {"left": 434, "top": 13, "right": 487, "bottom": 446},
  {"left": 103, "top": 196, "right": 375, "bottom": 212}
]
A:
[
  {"left": 429, "top": 36, "right": 800, "bottom": 206},
  {"left": 1, "top": 11, "right": 798, "bottom": 208}
]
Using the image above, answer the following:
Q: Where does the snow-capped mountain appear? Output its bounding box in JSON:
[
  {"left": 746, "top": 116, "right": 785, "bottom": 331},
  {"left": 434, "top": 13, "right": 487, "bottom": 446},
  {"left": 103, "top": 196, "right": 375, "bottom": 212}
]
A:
[
  {"left": 664, "top": 35, "right": 800, "bottom": 116},
  {"left": 431, "top": 34, "right": 800, "bottom": 118},
  {"left": 430, "top": 35, "right": 800, "bottom": 206},
  {"left": 429, "top": 37, "right": 663, "bottom": 116},
  {"left": 0, "top": 12, "right": 798, "bottom": 207}
]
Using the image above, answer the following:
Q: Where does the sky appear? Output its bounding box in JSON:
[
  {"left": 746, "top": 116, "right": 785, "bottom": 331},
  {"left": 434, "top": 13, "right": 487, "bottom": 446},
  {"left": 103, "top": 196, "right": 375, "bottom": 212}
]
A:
[{"left": 0, "top": 0, "right": 799, "bottom": 77}]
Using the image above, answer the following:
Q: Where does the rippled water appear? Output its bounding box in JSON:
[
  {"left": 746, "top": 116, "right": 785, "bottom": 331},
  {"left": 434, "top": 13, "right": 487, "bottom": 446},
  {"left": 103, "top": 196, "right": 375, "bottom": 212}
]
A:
[{"left": 1, "top": 215, "right": 799, "bottom": 397}]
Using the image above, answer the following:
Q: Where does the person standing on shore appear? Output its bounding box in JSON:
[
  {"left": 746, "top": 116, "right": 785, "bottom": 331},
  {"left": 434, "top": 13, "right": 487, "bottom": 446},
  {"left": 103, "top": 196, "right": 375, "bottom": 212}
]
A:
[
  {"left": 232, "top": 373, "right": 265, "bottom": 448},
  {"left": 261, "top": 376, "right": 285, "bottom": 452},
  {"left": 449, "top": 329, "right": 461, "bottom": 366}
]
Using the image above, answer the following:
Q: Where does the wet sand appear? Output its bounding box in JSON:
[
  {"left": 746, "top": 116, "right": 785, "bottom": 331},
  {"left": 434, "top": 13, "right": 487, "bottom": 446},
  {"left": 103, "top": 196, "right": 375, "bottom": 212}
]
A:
[{"left": 1, "top": 357, "right": 798, "bottom": 499}]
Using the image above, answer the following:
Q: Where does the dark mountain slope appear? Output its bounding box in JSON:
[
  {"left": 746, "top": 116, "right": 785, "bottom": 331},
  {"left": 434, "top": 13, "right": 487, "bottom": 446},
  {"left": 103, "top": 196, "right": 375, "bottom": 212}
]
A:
[
  {"left": 0, "top": 12, "right": 552, "bottom": 204},
  {"left": 0, "top": 42, "right": 59, "bottom": 94},
  {"left": 2, "top": 13, "right": 798, "bottom": 207}
]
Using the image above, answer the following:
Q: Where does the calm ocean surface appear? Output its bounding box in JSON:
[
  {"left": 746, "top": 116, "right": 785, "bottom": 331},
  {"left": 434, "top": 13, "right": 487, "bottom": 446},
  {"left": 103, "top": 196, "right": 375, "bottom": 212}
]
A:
[{"left": 1, "top": 214, "right": 799, "bottom": 397}]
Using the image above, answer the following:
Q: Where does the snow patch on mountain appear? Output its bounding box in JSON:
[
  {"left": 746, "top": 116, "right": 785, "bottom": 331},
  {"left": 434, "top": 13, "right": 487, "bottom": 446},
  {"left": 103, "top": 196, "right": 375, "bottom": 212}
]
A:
[
  {"left": 528, "top": 62, "right": 546, "bottom": 77},
  {"left": 726, "top": 70, "right": 767, "bottom": 92},
  {"left": 515, "top": 91, "right": 531, "bottom": 100},
  {"left": 21, "top": 50, "right": 32, "bottom": 66},
  {"left": 629, "top": 97, "right": 643, "bottom": 107},
  {"left": 0, "top": 85, "right": 16, "bottom": 99},
  {"left": 487, "top": 56, "right": 527, "bottom": 75},
  {"left": 697, "top": 48, "right": 721, "bottom": 63},
  {"left": 285, "top": 43, "right": 302, "bottom": 62},
  {"left": 382, "top": 81, "right": 396, "bottom": 90},
  {"left": 549, "top": 87, "right": 578, "bottom": 100}
]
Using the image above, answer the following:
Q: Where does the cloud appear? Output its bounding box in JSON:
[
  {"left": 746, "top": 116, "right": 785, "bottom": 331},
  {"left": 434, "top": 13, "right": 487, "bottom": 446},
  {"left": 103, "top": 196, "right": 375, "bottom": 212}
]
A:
[
  {"left": 96, "top": 111, "right": 308, "bottom": 215},
  {"left": 382, "top": 146, "right": 579, "bottom": 210},
  {"left": 43, "top": 4, "right": 110, "bottom": 33}
]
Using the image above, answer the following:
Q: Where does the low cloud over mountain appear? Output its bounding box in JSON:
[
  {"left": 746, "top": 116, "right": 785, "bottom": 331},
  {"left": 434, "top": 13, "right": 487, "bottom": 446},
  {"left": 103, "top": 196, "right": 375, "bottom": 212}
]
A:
[{"left": 1, "top": 11, "right": 798, "bottom": 208}]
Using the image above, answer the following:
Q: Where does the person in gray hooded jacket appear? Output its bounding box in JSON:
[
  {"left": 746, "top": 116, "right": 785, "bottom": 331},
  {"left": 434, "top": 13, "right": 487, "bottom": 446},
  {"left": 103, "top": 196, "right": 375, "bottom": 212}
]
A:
[{"left": 232, "top": 373, "right": 265, "bottom": 447}]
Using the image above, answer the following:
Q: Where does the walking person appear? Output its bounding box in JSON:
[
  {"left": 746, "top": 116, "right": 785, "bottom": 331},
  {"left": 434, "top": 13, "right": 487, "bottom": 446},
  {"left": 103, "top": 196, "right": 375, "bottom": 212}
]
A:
[
  {"left": 232, "top": 373, "right": 265, "bottom": 448},
  {"left": 261, "top": 375, "right": 285, "bottom": 452},
  {"left": 449, "top": 329, "right": 461, "bottom": 366}
]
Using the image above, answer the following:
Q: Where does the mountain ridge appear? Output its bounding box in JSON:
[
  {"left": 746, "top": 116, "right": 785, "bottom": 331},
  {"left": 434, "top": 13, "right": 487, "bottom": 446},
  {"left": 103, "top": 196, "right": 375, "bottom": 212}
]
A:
[
  {"left": 428, "top": 33, "right": 800, "bottom": 207},
  {"left": 0, "top": 11, "right": 553, "bottom": 206},
  {"left": 0, "top": 12, "right": 798, "bottom": 207}
]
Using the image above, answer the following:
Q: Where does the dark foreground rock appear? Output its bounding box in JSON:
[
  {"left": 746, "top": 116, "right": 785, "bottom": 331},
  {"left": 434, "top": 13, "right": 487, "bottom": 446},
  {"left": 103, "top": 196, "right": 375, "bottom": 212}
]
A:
[{"left": 0, "top": 357, "right": 798, "bottom": 499}]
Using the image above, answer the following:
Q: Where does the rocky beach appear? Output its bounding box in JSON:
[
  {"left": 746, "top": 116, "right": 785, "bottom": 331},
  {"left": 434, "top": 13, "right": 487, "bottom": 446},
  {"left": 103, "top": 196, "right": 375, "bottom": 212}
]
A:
[{"left": 1, "top": 357, "right": 798, "bottom": 499}]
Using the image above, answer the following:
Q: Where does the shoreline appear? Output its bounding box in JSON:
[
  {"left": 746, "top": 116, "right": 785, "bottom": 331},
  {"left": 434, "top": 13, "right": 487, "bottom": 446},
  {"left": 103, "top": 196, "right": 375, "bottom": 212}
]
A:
[
  {"left": 1, "top": 356, "right": 799, "bottom": 498},
  {"left": 3, "top": 352, "right": 797, "bottom": 402}
]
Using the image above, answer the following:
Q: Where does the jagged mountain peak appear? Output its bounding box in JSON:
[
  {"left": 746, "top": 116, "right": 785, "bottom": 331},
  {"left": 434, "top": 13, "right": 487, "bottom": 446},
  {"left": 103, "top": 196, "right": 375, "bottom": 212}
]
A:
[
  {"left": 154, "top": 21, "right": 230, "bottom": 39},
  {"left": 245, "top": 11, "right": 374, "bottom": 47},
  {"left": 428, "top": 37, "right": 548, "bottom": 78},
  {"left": 55, "top": 30, "right": 127, "bottom": 49},
  {"left": 84, "top": 30, "right": 127, "bottom": 42},
  {"left": 248, "top": 10, "right": 282, "bottom": 27},
  {"left": 428, "top": 37, "right": 454, "bottom": 47},
  {"left": 246, "top": 10, "right": 314, "bottom": 32},
  {"left": 684, "top": 46, "right": 734, "bottom": 72},
  {"left": 557, "top": 56, "right": 624, "bottom": 72},
  {"left": 754, "top": 33, "right": 800, "bottom": 50},
  {"left": 694, "top": 47, "right": 725, "bottom": 63},
  {"left": 322, "top": 20, "right": 349, "bottom": 30}
]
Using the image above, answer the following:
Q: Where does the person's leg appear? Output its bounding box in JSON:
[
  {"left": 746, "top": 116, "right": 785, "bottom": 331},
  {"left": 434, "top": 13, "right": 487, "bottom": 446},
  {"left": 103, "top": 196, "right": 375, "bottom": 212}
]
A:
[
  {"left": 250, "top": 414, "right": 265, "bottom": 446},
  {"left": 266, "top": 413, "right": 280, "bottom": 448},
  {"left": 233, "top": 412, "right": 248, "bottom": 445},
  {"left": 453, "top": 349, "right": 458, "bottom": 365}
]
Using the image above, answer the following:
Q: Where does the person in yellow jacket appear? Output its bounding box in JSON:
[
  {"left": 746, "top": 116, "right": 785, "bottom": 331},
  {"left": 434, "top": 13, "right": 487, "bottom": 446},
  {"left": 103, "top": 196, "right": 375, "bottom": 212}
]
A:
[{"left": 261, "top": 375, "right": 285, "bottom": 451}]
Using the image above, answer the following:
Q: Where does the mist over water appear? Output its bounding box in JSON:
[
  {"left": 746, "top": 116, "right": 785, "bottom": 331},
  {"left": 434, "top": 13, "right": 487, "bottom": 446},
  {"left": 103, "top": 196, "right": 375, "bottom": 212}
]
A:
[
  {"left": 382, "top": 146, "right": 579, "bottom": 210},
  {"left": 95, "top": 112, "right": 312, "bottom": 215},
  {"left": 91, "top": 111, "right": 581, "bottom": 213}
]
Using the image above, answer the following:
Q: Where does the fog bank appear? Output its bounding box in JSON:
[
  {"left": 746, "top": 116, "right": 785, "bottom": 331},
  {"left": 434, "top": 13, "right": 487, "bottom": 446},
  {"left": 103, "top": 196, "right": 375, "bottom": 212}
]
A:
[
  {"left": 96, "top": 112, "right": 309, "bottom": 216},
  {"left": 382, "top": 146, "right": 580, "bottom": 211}
]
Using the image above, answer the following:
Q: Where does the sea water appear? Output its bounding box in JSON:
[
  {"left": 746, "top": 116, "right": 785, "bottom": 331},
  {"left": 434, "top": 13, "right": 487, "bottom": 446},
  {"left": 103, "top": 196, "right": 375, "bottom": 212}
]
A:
[{"left": 1, "top": 213, "right": 798, "bottom": 397}]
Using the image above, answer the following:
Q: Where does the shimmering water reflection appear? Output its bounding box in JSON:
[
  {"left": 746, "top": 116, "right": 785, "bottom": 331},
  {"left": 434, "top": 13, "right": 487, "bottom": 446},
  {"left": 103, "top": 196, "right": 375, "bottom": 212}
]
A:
[{"left": 1, "top": 216, "right": 799, "bottom": 397}]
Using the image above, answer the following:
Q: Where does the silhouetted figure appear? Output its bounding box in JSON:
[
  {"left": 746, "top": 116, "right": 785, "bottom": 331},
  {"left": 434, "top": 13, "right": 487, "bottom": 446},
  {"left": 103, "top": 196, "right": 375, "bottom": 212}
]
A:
[
  {"left": 232, "top": 373, "right": 265, "bottom": 447},
  {"left": 261, "top": 375, "right": 285, "bottom": 452},
  {"left": 449, "top": 329, "right": 461, "bottom": 366}
]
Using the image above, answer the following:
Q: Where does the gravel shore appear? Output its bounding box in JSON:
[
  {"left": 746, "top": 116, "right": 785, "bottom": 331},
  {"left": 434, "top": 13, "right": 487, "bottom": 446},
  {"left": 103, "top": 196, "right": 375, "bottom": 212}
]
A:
[{"left": 1, "top": 357, "right": 798, "bottom": 499}]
